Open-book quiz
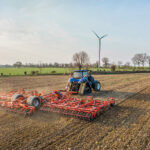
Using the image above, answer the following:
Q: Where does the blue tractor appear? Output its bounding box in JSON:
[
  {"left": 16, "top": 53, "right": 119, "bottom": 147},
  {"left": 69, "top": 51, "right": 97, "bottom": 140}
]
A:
[{"left": 66, "top": 70, "right": 101, "bottom": 95}]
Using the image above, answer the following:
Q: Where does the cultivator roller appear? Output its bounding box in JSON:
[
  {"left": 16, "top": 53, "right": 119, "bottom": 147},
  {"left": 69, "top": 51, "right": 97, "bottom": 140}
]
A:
[{"left": 0, "top": 89, "right": 115, "bottom": 120}]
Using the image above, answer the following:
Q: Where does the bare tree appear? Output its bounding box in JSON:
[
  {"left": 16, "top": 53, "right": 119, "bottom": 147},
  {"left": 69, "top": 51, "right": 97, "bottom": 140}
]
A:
[
  {"left": 102, "top": 57, "right": 109, "bottom": 68},
  {"left": 54, "top": 62, "right": 59, "bottom": 67},
  {"left": 147, "top": 56, "right": 150, "bottom": 68},
  {"left": 140, "top": 53, "right": 147, "bottom": 67},
  {"left": 94, "top": 61, "right": 99, "bottom": 68},
  {"left": 132, "top": 53, "right": 147, "bottom": 67},
  {"left": 73, "top": 51, "right": 90, "bottom": 70},
  {"left": 132, "top": 58, "right": 135, "bottom": 67},
  {"left": 13, "top": 61, "right": 22, "bottom": 68},
  {"left": 124, "top": 62, "right": 130, "bottom": 67},
  {"left": 132, "top": 56, "right": 137, "bottom": 67},
  {"left": 118, "top": 61, "right": 122, "bottom": 68},
  {"left": 69, "top": 63, "right": 73, "bottom": 68},
  {"left": 132, "top": 54, "right": 142, "bottom": 67}
]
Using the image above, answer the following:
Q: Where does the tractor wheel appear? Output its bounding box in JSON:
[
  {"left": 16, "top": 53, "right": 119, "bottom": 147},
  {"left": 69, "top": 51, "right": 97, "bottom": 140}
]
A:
[
  {"left": 78, "top": 83, "right": 86, "bottom": 95},
  {"left": 110, "top": 103, "right": 115, "bottom": 107},
  {"left": 66, "top": 82, "right": 72, "bottom": 91},
  {"left": 27, "top": 96, "right": 40, "bottom": 109},
  {"left": 11, "top": 94, "right": 23, "bottom": 102},
  {"left": 94, "top": 81, "right": 101, "bottom": 91}
]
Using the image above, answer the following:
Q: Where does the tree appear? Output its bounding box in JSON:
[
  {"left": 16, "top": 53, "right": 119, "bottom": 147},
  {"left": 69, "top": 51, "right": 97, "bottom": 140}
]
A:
[
  {"left": 69, "top": 63, "right": 73, "bottom": 68},
  {"left": 13, "top": 61, "right": 22, "bottom": 68},
  {"left": 54, "top": 62, "right": 59, "bottom": 67},
  {"left": 118, "top": 61, "right": 122, "bottom": 68},
  {"left": 140, "top": 53, "right": 147, "bottom": 67},
  {"left": 102, "top": 57, "right": 109, "bottom": 68},
  {"left": 110, "top": 64, "right": 116, "bottom": 72},
  {"left": 124, "top": 62, "right": 130, "bottom": 67},
  {"left": 147, "top": 56, "right": 150, "bottom": 68},
  {"left": 132, "top": 56, "right": 138, "bottom": 67},
  {"left": 132, "top": 54, "right": 142, "bottom": 66},
  {"left": 132, "top": 53, "right": 147, "bottom": 67},
  {"left": 72, "top": 51, "right": 90, "bottom": 70}
]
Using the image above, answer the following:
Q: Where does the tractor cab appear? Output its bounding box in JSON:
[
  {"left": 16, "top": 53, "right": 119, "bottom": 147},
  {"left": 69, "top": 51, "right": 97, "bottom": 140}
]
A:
[{"left": 73, "top": 70, "right": 90, "bottom": 79}]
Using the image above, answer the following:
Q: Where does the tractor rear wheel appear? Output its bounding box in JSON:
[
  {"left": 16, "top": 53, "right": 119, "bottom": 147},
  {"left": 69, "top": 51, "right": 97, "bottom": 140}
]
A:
[
  {"left": 27, "top": 96, "right": 40, "bottom": 109},
  {"left": 11, "top": 94, "right": 23, "bottom": 102},
  {"left": 94, "top": 81, "right": 101, "bottom": 91}
]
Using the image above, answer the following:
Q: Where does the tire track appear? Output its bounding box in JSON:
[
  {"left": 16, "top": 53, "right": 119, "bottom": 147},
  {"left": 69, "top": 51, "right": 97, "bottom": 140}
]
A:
[
  {"left": 39, "top": 121, "right": 92, "bottom": 149},
  {"left": 20, "top": 120, "right": 88, "bottom": 149}
]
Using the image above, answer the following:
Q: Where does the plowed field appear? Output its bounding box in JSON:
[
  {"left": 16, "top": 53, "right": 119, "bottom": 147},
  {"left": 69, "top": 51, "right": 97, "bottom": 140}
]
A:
[{"left": 0, "top": 74, "right": 150, "bottom": 150}]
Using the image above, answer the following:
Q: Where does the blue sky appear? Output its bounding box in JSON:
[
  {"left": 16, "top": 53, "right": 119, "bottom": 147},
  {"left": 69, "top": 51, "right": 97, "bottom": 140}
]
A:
[{"left": 0, "top": 0, "right": 150, "bottom": 65}]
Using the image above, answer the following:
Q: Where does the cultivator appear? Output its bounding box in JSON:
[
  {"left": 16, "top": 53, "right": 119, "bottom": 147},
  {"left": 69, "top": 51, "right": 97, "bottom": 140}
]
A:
[
  {"left": 0, "top": 89, "right": 39, "bottom": 115},
  {"left": 0, "top": 89, "right": 115, "bottom": 121}
]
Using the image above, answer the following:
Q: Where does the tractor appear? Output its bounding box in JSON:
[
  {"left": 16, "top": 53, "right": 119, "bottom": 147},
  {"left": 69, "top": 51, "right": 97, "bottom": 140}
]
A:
[{"left": 66, "top": 70, "right": 101, "bottom": 95}]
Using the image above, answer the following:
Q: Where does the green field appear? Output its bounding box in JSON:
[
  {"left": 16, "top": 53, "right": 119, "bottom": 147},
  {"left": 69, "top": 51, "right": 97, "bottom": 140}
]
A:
[
  {"left": 0, "top": 68, "right": 74, "bottom": 76},
  {"left": 0, "top": 67, "right": 149, "bottom": 76}
]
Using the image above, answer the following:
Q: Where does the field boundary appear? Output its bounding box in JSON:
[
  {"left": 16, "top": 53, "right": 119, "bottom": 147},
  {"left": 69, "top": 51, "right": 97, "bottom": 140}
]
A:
[{"left": 0, "top": 71, "right": 150, "bottom": 77}]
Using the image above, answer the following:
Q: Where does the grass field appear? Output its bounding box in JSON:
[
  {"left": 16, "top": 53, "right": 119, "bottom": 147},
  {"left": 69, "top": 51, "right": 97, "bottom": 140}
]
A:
[
  {"left": 0, "top": 67, "right": 74, "bottom": 75},
  {"left": 0, "top": 67, "right": 149, "bottom": 76}
]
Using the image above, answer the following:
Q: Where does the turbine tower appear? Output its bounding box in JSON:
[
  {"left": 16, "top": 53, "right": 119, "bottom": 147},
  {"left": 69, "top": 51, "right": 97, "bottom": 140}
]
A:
[{"left": 92, "top": 31, "right": 107, "bottom": 67}]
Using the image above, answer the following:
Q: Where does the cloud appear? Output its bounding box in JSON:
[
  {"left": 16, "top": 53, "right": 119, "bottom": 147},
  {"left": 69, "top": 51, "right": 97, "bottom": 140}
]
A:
[{"left": 0, "top": 17, "right": 81, "bottom": 64}]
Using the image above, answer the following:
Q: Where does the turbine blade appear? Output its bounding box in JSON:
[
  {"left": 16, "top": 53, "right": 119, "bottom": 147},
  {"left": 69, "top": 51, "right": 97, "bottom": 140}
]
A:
[
  {"left": 100, "top": 34, "right": 108, "bottom": 39},
  {"left": 92, "top": 30, "right": 100, "bottom": 38}
]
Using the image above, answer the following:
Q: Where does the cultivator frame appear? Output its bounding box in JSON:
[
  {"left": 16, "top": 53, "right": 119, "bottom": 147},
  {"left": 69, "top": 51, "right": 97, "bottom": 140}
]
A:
[{"left": 0, "top": 89, "right": 115, "bottom": 121}]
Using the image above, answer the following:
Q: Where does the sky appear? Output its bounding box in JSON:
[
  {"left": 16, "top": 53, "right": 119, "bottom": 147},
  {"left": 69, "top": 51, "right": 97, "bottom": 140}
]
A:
[{"left": 0, "top": 0, "right": 150, "bottom": 65}]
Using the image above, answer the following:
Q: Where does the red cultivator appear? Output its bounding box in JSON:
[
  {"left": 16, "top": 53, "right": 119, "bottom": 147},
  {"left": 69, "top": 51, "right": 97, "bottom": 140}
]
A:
[
  {"left": 0, "top": 89, "right": 39, "bottom": 115},
  {"left": 0, "top": 90, "right": 115, "bottom": 121}
]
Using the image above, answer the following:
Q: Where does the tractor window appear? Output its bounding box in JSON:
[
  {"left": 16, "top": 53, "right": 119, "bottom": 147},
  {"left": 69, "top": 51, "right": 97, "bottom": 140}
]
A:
[
  {"left": 73, "top": 72, "right": 82, "bottom": 79},
  {"left": 83, "top": 72, "right": 88, "bottom": 77}
]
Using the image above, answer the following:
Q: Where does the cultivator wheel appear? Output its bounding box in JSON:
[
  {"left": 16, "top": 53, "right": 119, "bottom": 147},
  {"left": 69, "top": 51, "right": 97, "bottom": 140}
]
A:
[
  {"left": 27, "top": 96, "right": 41, "bottom": 109},
  {"left": 110, "top": 103, "right": 115, "bottom": 107},
  {"left": 11, "top": 94, "right": 24, "bottom": 102}
]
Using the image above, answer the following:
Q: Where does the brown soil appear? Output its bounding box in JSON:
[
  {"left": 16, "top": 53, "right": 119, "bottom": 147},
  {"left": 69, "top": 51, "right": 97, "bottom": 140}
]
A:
[{"left": 0, "top": 74, "right": 150, "bottom": 150}]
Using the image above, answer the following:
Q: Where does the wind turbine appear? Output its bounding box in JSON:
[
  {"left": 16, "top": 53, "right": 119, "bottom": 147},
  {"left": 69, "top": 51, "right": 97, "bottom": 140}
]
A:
[{"left": 92, "top": 31, "right": 108, "bottom": 67}]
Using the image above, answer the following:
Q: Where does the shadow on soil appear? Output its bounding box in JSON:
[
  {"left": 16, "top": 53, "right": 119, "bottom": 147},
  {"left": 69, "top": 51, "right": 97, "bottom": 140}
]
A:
[
  {"left": 93, "top": 105, "right": 147, "bottom": 127},
  {"left": 86, "top": 89, "right": 150, "bottom": 101}
]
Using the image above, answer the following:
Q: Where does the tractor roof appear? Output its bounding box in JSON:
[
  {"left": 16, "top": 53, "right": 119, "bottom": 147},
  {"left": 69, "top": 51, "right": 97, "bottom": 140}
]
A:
[{"left": 73, "top": 70, "right": 89, "bottom": 72}]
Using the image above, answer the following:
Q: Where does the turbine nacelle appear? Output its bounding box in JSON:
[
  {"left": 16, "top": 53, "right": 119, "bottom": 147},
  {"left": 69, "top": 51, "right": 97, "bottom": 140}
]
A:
[{"left": 92, "top": 31, "right": 108, "bottom": 39}]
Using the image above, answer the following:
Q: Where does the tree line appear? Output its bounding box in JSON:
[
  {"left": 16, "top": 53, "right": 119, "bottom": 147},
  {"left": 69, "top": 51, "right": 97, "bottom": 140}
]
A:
[
  {"left": 1, "top": 51, "right": 150, "bottom": 69},
  {"left": 132, "top": 53, "right": 150, "bottom": 67},
  {"left": 12, "top": 62, "right": 74, "bottom": 68},
  {"left": 72, "top": 51, "right": 150, "bottom": 69}
]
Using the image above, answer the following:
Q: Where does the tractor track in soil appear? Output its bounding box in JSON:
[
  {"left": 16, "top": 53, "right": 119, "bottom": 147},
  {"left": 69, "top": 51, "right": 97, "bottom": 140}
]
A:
[{"left": 0, "top": 74, "right": 150, "bottom": 150}]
